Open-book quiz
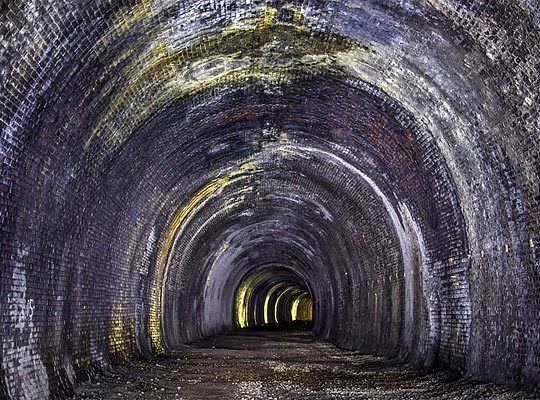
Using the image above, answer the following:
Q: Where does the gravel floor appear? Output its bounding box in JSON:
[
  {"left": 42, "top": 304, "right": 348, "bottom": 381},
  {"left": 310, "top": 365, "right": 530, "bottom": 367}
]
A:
[{"left": 72, "top": 329, "right": 537, "bottom": 399}]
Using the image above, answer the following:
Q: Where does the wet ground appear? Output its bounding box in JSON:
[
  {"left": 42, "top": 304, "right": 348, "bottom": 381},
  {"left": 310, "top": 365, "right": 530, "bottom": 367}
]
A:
[{"left": 73, "top": 329, "right": 536, "bottom": 399}]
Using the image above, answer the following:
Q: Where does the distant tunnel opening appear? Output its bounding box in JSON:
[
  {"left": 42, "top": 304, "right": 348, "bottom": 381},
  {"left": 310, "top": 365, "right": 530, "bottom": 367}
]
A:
[{"left": 234, "top": 267, "right": 314, "bottom": 330}]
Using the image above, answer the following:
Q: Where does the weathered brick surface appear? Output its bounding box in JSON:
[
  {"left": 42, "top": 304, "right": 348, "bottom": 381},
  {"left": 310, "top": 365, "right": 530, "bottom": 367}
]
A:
[{"left": 0, "top": 0, "right": 538, "bottom": 398}]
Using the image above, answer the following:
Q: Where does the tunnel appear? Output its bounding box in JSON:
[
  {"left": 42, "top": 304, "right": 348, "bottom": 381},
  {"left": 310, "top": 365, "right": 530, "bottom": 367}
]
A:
[
  {"left": 0, "top": 0, "right": 539, "bottom": 399},
  {"left": 233, "top": 266, "right": 314, "bottom": 329}
]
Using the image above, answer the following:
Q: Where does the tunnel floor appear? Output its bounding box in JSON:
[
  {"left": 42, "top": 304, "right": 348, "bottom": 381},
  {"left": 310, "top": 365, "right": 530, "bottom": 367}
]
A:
[{"left": 73, "top": 330, "right": 535, "bottom": 400}]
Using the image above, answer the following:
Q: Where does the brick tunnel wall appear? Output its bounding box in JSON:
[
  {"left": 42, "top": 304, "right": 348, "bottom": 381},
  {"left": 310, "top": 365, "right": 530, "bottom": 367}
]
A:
[{"left": 1, "top": 0, "right": 539, "bottom": 399}]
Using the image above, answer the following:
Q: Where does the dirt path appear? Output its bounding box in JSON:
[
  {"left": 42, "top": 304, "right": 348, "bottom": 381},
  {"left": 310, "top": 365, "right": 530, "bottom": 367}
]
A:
[{"left": 72, "top": 330, "right": 535, "bottom": 399}]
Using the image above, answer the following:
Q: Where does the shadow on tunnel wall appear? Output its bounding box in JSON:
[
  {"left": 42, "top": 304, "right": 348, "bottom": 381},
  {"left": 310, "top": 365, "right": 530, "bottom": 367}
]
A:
[{"left": 0, "top": 0, "right": 539, "bottom": 399}]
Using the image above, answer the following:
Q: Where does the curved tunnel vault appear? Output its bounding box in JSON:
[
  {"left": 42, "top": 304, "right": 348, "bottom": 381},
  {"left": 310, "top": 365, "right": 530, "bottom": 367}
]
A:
[
  {"left": 233, "top": 266, "right": 313, "bottom": 328},
  {"left": 1, "top": 0, "right": 539, "bottom": 399}
]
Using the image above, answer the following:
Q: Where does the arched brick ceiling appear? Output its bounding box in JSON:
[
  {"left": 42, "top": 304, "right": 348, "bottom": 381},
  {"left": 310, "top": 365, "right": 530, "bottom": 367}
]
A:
[{"left": 0, "top": 1, "right": 538, "bottom": 398}]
